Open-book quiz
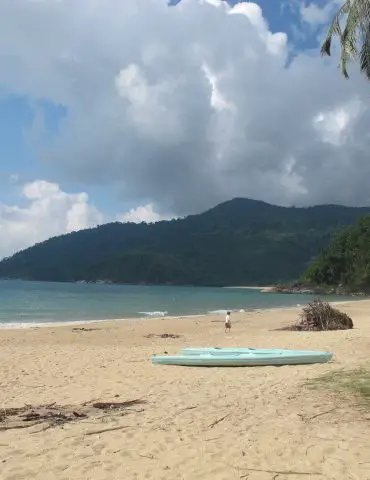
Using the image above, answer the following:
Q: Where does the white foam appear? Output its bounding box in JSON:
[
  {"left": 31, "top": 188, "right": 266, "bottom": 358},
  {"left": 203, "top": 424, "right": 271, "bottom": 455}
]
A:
[
  {"left": 208, "top": 308, "right": 246, "bottom": 315},
  {"left": 0, "top": 319, "right": 106, "bottom": 330},
  {"left": 138, "top": 311, "right": 168, "bottom": 317}
]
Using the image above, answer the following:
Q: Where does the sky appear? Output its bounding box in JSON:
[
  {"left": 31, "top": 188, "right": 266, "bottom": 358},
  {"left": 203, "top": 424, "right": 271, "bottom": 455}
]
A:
[{"left": 0, "top": 0, "right": 369, "bottom": 259}]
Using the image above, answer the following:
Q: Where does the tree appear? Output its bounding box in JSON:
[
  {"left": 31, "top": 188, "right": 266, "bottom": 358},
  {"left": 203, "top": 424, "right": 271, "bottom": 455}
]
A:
[{"left": 321, "top": 0, "right": 370, "bottom": 79}]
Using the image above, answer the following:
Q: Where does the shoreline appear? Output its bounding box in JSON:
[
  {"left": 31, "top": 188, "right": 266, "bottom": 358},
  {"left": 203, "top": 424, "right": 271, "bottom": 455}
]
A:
[
  {"left": 223, "top": 285, "right": 275, "bottom": 292},
  {"left": 0, "top": 313, "right": 210, "bottom": 330},
  {"left": 0, "top": 298, "right": 363, "bottom": 331}
]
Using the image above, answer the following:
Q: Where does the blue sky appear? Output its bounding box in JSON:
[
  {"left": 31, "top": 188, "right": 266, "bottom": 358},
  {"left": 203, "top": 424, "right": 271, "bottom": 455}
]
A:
[{"left": 0, "top": 0, "right": 326, "bottom": 217}]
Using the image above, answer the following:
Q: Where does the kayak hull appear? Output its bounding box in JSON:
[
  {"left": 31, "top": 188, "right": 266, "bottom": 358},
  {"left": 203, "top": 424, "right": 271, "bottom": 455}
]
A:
[
  {"left": 152, "top": 351, "right": 333, "bottom": 367},
  {"left": 180, "top": 347, "right": 324, "bottom": 356}
]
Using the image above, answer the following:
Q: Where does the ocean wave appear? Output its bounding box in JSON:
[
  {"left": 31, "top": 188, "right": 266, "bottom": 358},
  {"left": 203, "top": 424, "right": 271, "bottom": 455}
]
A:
[
  {"left": 138, "top": 311, "right": 168, "bottom": 317},
  {"left": 0, "top": 319, "right": 105, "bottom": 330},
  {"left": 208, "top": 308, "right": 246, "bottom": 315}
]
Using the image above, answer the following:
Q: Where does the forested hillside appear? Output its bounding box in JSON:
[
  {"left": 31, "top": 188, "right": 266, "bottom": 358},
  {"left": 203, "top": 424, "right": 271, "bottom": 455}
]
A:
[
  {"left": 302, "top": 215, "right": 370, "bottom": 292},
  {"left": 1, "top": 198, "right": 369, "bottom": 286}
]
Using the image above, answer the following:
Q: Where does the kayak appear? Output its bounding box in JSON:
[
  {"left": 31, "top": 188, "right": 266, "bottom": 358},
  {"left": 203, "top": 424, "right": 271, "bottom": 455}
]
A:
[
  {"left": 180, "top": 347, "right": 320, "bottom": 356},
  {"left": 152, "top": 350, "right": 333, "bottom": 367}
]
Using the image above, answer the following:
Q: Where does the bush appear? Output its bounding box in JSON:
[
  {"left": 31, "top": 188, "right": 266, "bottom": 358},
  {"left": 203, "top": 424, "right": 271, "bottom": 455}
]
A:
[{"left": 295, "top": 298, "right": 353, "bottom": 331}]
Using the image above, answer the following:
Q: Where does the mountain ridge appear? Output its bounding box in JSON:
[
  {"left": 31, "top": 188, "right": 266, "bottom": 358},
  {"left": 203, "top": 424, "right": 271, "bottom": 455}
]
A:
[{"left": 1, "top": 197, "right": 370, "bottom": 286}]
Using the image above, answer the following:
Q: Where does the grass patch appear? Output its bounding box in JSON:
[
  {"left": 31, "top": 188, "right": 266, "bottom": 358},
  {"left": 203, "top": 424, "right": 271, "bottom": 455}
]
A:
[{"left": 307, "top": 368, "right": 370, "bottom": 407}]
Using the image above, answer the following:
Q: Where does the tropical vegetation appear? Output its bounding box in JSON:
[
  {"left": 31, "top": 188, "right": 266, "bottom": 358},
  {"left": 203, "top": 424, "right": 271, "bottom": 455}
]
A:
[
  {"left": 0, "top": 198, "right": 369, "bottom": 287},
  {"left": 321, "top": 0, "right": 370, "bottom": 79},
  {"left": 302, "top": 214, "right": 370, "bottom": 291}
]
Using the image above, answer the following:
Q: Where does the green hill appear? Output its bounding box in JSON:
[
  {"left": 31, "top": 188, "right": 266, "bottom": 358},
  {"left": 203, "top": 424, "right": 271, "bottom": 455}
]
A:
[
  {"left": 1, "top": 198, "right": 370, "bottom": 286},
  {"left": 301, "top": 215, "right": 370, "bottom": 293}
]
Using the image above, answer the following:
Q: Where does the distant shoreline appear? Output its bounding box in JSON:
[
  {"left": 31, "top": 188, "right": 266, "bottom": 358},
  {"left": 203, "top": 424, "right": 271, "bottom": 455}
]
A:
[{"left": 223, "top": 285, "right": 276, "bottom": 292}]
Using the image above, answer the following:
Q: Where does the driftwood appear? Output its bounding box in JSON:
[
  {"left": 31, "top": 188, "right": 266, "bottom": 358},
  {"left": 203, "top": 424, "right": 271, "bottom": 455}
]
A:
[
  {"left": 0, "top": 399, "right": 145, "bottom": 432},
  {"left": 297, "top": 407, "right": 338, "bottom": 422},
  {"left": 208, "top": 413, "right": 230, "bottom": 429},
  {"left": 220, "top": 460, "right": 321, "bottom": 477},
  {"left": 84, "top": 425, "right": 129, "bottom": 436},
  {"left": 285, "top": 299, "right": 353, "bottom": 332},
  {"left": 239, "top": 467, "right": 319, "bottom": 475},
  {"left": 144, "top": 333, "right": 181, "bottom": 339},
  {"left": 72, "top": 327, "right": 101, "bottom": 332},
  {"left": 92, "top": 399, "right": 145, "bottom": 410}
]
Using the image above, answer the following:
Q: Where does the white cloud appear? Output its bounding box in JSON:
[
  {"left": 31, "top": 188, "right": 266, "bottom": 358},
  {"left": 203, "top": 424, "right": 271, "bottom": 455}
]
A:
[
  {"left": 0, "top": 0, "right": 370, "bottom": 220},
  {"left": 0, "top": 180, "right": 103, "bottom": 258},
  {"left": 117, "top": 203, "right": 173, "bottom": 224},
  {"left": 202, "top": 64, "right": 235, "bottom": 112},
  {"left": 115, "top": 63, "right": 184, "bottom": 144},
  {"left": 229, "top": 2, "right": 287, "bottom": 57},
  {"left": 313, "top": 98, "right": 363, "bottom": 146},
  {"left": 300, "top": 0, "right": 341, "bottom": 25}
]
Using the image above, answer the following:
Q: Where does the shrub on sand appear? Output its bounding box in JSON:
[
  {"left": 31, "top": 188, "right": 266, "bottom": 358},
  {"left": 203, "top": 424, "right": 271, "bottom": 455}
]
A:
[{"left": 295, "top": 298, "right": 353, "bottom": 331}]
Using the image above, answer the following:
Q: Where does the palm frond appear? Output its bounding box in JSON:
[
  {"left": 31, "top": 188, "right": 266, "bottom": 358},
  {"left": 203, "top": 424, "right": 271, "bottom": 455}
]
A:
[
  {"left": 320, "top": 0, "right": 351, "bottom": 57},
  {"left": 360, "top": 24, "right": 370, "bottom": 79},
  {"left": 321, "top": 0, "right": 370, "bottom": 79}
]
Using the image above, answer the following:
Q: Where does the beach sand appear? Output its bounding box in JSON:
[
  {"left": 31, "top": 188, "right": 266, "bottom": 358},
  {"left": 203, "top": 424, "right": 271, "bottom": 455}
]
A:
[{"left": 1, "top": 300, "right": 370, "bottom": 480}]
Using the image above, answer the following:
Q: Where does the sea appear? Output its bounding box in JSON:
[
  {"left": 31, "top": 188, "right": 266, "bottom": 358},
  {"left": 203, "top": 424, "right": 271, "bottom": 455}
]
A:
[{"left": 0, "top": 279, "right": 354, "bottom": 328}]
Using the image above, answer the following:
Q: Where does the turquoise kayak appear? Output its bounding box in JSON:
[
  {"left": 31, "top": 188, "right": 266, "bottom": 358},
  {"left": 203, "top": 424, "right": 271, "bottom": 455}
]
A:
[
  {"left": 181, "top": 347, "right": 317, "bottom": 356},
  {"left": 152, "top": 350, "right": 333, "bottom": 367}
]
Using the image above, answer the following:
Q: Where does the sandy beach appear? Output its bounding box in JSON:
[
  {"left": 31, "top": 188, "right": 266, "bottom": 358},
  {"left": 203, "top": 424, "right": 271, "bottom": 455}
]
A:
[{"left": 1, "top": 300, "right": 370, "bottom": 480}]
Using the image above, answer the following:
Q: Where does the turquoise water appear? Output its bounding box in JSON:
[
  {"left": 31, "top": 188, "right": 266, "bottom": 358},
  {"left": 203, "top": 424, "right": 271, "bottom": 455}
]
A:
[{"left": 0, "top": 280, "right": 353, "bottom": 326}]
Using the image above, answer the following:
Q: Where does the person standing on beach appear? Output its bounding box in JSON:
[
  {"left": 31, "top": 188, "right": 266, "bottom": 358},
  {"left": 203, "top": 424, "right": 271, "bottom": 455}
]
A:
[{"left": 225, "top": 311, "right": 231, "bottom": 333}]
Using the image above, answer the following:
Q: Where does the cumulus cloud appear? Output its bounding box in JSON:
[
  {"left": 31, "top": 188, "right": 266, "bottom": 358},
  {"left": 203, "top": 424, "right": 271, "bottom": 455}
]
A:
[
  {"left": 300, "top": 0, "right": 341, "bottom": 25},
  {"left": 1, "top": 0, "right": 370, "bottom": 221},
  {"left": 0, "top": 181, "right": 103, "bottom": 258},
  {"left": 117, "top": 204, "right": 173, "bottom": 224}
]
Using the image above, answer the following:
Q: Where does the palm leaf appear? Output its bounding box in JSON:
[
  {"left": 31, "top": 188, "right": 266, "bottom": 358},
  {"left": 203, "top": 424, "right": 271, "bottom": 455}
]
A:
[
  {"left": 360, "top": 24, "right": 370, "bottom": 79},
  {"left": 320, "top": 0, "right": 351, "bottom": 57},
  {"left": 321, "top": 0, "right": 370, "bottom": 79}
]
